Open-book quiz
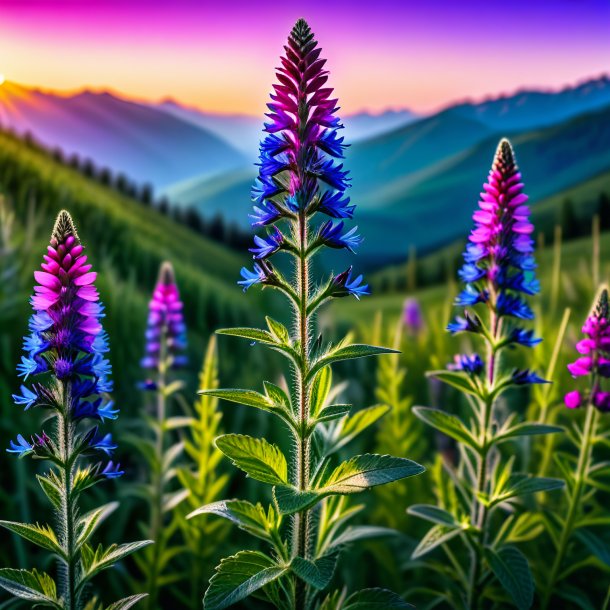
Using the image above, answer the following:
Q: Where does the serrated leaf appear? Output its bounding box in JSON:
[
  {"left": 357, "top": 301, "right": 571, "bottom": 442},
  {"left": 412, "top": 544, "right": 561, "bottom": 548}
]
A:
[
  {"left": 576, "top": 528, "right": 610, "bottom": 566},
  {"left": 495, "top": 423, "right": 563, "bottom": 444},
  {"left": 188, "top": 500, "right": 274, "bottom": 542},
  {"left": 0, "top": 569, "right": 60, "bottom": 607},
  {"left": 202, "top": 388, "right": 293, "bottom": 424},
  {"left": 309, "top": 344, "right": 397, "bottom": 380},
  {"left": 81, "top": 540, "right": 153, "bottom": 583},
  {"left": 427, "top": 370, "right": 479, "bottom": 396},
  {"left": 412, "top": 407, "right": 480, "bottom": 450},
  {"left": 204, "top": 550, "right": 288, "bottom": 610},
  {"left": 0, "top": 521, "right": 64, "bottom": 558},
  {"left": 265, "top": 317, "right": 290, "bottom": 344},
  {"left": 322, "top": 454, "right": 424, "bottom": 494},
  {"left": 343, "top": 588, "right": 414, "bottom": 609},
  {"left": 105, "top": 594, "right": 148, "bottom": 610},
  {"left": 217, "top": 327, "right": 276, "bottom": 345},
  {"left": 273, "top": 486, "right": 321, "bottom": 515},
  {"left": 76, "top": 502, "right": 118, "bottom": 549},
  {"left": 492, "top": 475, "right": 564, "bottom": 506},
  {"left": 484, "top": 546, "right": 533, "bottom": 610},
  {"left": 411, "top": 524, "right": 462, "bottom": 559},
  {"left": 263, "top": 381, "right": 291, "bottom": 411},
  {"left": 407, "top": 505, "right": 462, "bottom": 528},
  {"left": 291, "top": 555, "right": 336, "bottom": 589},
  {"left": 216, "top": 434, "right": 287, "bottom": 485}
]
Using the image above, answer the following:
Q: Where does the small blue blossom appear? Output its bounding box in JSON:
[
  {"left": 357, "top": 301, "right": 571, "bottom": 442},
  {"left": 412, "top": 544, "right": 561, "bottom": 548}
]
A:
[
  {"left": 512, "top": 369, "right": 549, "bottom": 385},
  {"left": 250, "top": 201, "right": 282, "bottom": 227},
  {"left": 448, "top": 354, "right": 484, "bottom": 375},
  {"left": 317, "top": 191, "right": 355, "bottom": 219},
  {"left": 319, "top": 221, "right": 362, "bottom": 253},
  {"left": 249, "top": 228, "right": 283, "bottom": 259},
  {"left": 497, "top": 294, "right": 534, "bottom": 320},
  {"left": 12, "top": 385, "right": 38, "bottom": 410},
  {"left": 510, "top": 328, "right": 542, "bottom": 348},
  {"left": 238, "top": 263, "right": 269, "bottom": 292},
  {"left": 332, "top": 266, "right": 369, "bottom": 300},
  {"left": 7, "top": 434, "right": 33, "bottom": 456},
  {"left": 90, "top": 432, "right": 117, "bottom": 455},
  {"left": 17, "top": 355, "right": 46, "bottom": 379},
  {"left": 101, "top": 461, "right": 124, "bottom": 479}
]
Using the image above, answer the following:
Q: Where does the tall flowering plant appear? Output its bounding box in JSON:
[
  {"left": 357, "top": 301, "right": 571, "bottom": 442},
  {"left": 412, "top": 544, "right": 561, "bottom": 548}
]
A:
[
  {"left": 540, "top": 288, "right": 610, "bottom": 608},
  {"left": 0, "top": 211, "right": 150, "bottom": 610},
  {"left": 189, "top": 19, "right": 424, "bottom": 610},
  {"left": 408, "top": 141, "right": 563, "bottom": 609},
  {"left": 131, "top": 261, "right": 188, "bottom": 610}
]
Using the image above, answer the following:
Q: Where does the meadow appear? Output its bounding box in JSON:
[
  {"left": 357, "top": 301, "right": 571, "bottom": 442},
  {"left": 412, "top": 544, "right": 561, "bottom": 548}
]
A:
[{"left": 1, "top": 18, "right": 610, "bottom": 610}]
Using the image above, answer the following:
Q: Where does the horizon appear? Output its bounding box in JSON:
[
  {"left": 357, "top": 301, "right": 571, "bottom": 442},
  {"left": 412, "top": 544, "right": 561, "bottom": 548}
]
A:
[
  {"left": 2, "top": 71, "right": 608, "bottom": 120},
  {"left": 1, "top": 0, "right": 608, "bottom": 115}
]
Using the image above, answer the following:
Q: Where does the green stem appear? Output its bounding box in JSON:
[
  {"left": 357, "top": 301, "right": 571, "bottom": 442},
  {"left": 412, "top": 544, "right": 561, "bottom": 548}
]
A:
[
  {"left": 58, "top": 383, "right": 78, "bottom": 610},
  {"left": 293, "top": 209, "right": 311, "bottom": 610},
  {"left": 146, "top": 334, "right": 168, "bottom": 609},
  {"left": 541, "top": 401, "right": 598, "bottom": 609}
]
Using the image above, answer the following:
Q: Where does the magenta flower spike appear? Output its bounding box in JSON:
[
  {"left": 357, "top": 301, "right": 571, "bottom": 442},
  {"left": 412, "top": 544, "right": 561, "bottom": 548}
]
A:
[{"left": 1, "top": 210, "right": 151, "bottom": 610}]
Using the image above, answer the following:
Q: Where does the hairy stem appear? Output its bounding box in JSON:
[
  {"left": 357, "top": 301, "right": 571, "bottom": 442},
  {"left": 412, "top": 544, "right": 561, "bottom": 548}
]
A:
[
  {"left": 58, "top": 382, "right": 78, "bottom": 610},
  {"left": 541, "top": 396, "right": 598, "bottom": 609},
  {"left": 293, "top": 207, "right": 311, "bottom": 610}
]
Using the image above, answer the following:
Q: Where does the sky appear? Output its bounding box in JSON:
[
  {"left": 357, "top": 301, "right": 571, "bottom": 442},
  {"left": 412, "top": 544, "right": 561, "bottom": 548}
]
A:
[{"left": 0, "top": 0, "right": 609, "bottom": 116}]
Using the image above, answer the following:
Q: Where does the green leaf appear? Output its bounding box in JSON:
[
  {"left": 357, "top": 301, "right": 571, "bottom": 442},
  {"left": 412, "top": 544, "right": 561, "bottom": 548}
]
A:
[
  {"left": 188, "top": 500, "right": 274, "bottom": 542},
  {"left": 343, "top": 588, "right": 414, "bottom": 609},
  {"left": 495, "top": 423, "right": 563, "bottom": 444},
  {"left": 427, "top": 370, "right": 479, "bottom": 397},
  {"left": 309, "top": 344, "right": 397, "bottom": 380},
  {"left": 291, "top": 555, "right": 336, "bottom": 589},
  {"left": 327, "top": 405, "right": 390, "bottom": 454},
  {"left": 37, "top": 474, "right": 61, "bottom": 510},
  {"left": 411, "top": 524, "right": 462, "bottom": 559},
  {"left": 316, "top": 404, "right": 352, "bottom": 423},
  {"left": 0, "top": 569, "right": 60, "bottom": 607},
  {"left": 204, "top": 551, "right": 288, "bottom": 610},
  {"left": 327, "top": 526, "right": 396, "bottom": 551},
  {"left": 201, "top": 389, "right": 293, "bottom": 425},
  {"left": 484, "top": 546, "right": 533, "bottom": 610},
  {"left": 322, "top": 454, "right": 425, "bottom": 494},
  {"left": 216, "top": 434, "right": 288, "bottom": 485},
  {"left": 492, "top": 474, "right": 564, "bottom": 505},
  {"left": 407, "top": 505, "right": 462, "bottom": 528},
  {"left": 310, "top": 366, "right": 332, "bottom": 418},
  {"left": 265, "top": 317, "right": 290, "bottom": 344},
  {"left": 0, "top": 521, "right": 64, "bottom": 558},
  {"left": 217, "top": 327, "right": 276, "bottom": 345},
  {"left": 576, "top": 529, "right": 610, "bottom": 566},
  {"left": 263, "top": 381, "right": 291, "bottom": 411},
  {"left": 81, "top": 540, "right": 153, "bottom": 583},
  {"left": 273, "top": 487, "right": 321, "bottom": 515},
  {"left": 412, "top": 407, "right": 480, "bottom": 450},
  {"left": 105, "top": 594, "right": 148, "bottom": 610},
  {"left": 76, "top": 502, "right": 119, "bottom": 549}
]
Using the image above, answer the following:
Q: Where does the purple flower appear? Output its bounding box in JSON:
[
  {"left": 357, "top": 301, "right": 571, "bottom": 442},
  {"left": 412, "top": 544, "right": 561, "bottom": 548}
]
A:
[
  {"left": 403, "top": 298, "right": 424, "bottom": 334},
  {"left": 249, "top": 228, "right": 283, "bottom": 259},
  {"left": 101, "top": 461, "right": 124, "bottom": 479},
  {"left": 141, "top": 262, "right": 188, "bottom": 372},
  {"left": 250, "top": 201, "right": 282, "bottom": 227},
  {"left": 448, "top": 354, "right": 484, "bottom": 376}
]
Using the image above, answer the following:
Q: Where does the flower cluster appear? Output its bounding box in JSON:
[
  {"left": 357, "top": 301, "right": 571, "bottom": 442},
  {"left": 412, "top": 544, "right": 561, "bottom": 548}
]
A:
[
  {"left": 447, "top": 138, "right": 544, "bottom": 386},
  {"left": 565, "top": 289, "right": 610, "bottom": 411},
  {"left": 141, "top": 261, "right": 188, "bottom": 372},
  {"left": 9, "top": 210, "right": 121, "bottom": 477},
  {"left": 240, "top": 17, "right": 368, "bottom": 300}
]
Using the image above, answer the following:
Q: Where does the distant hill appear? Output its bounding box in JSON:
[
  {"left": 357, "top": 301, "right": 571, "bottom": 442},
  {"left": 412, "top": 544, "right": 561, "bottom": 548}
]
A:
[{"left": 0, "top": 82, "right": 247, "bottom": 190}]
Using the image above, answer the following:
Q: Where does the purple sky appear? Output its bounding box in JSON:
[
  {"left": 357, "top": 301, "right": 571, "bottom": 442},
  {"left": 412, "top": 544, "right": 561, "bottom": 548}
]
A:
[{"left": 1, "top": 0, "right": 608, "bottom": 114}]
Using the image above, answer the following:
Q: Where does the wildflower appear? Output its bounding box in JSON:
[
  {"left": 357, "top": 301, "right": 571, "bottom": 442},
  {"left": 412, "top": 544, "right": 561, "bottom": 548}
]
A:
[
  {"left": 403, "top": 298, "right": 424, "bottom": 334},
  {"left": 141, "top": 262, "right": 188, "bottom": 372},
  {"left": 332, "top": 267, "right": 370, "bottom": 300},
  {"left": 448, "top": 354, "right": 484, "bottom": 376},
  {"left": 319, "top": 220, "right": 362, "bottom": 252}
]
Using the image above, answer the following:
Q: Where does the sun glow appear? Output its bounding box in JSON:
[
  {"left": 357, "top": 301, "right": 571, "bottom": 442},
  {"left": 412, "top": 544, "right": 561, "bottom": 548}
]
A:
[{"left": 0, "top": 74, "right": 5, "bottom": 85}]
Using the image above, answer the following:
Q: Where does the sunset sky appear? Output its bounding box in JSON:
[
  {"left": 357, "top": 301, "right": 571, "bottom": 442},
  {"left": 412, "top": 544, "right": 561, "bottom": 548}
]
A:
[{"left": 1, "top": 0, "right": 608, "bottom": 115}]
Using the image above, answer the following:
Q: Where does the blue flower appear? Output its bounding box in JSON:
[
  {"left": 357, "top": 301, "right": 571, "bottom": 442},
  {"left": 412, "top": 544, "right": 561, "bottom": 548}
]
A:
[
  {"left": 332, "top": 267, "right": 370, "bottom": 300},
  {"left": 251, "top": 175, "right": 282, "bottom": 204},
  {"left": 512, "top": 369, "right": 548, "bottom": 385},
  {"left": 497, "top": 294, "right": 534, "bottom": 319},
  {"left": 7, "top": 434, "right": 33, "bottom": 456},
  {"left": 447, "top": 311, "right": 481, "bottom": 334},
  {"left": 92, "top": 331, "right": 110, "bottom": 354},
  {"left": 238, "top": 263, "right": 268, "bottom": 292},
  {"left": 510, "top": 328, "right": 542, "bottom": 348},
  {"left": 317, "top": 191, "right": 355, "bottom": 219},
  {"left": 307, "top": 155, "right": 350, "bottom": 191},
  {"left": 90, "top": 432, "right": 117, "bottom": 455},
  {"left": 17, "top": 355, "right": 46, "bottom": 379},
  {"left": 250, "top": 201, "right": 282, "bottom": 227},
  {"left": 455, "top": 286, "right": 488, "bottom": 307},
  {"left": 28, "top": 312, "right": 53, "bottom": 332},
  {"left": 319, "top": 221, "right": 362, "bottom": 253},
  {"left": 101, "top": 461, "right": 124, "bottom": 479},
  {"left": 317, "top": 129, "right": 347, "bottom": 158},
  {"left": 12, "top": 385, "right": 38, "bottom": 410},
  {"left": 22, "top": 332, "right": 49, "bottom": 356},
  {"left": 458, "top": 264, "right": 485, "bottom": 283},
  {"left": 249, "top": 228, "right": 283, "bottom": 259},
  {"left": 259, "top": 133, "right": 291, "bottom": 157},
  {"left": 448, "top": 354, "right": 484, "bottom": 375}
]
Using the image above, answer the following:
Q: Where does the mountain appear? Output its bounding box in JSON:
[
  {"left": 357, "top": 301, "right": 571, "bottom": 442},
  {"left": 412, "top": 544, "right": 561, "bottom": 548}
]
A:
[
  {"left": 154, "top": 100, "right": 417, "bottom": 156},
  {"left": 0, "top": 81, "right": 247, "bottom": 190},
  {"left": 450, "top": 74, "right": 610, "bottom": 131}
]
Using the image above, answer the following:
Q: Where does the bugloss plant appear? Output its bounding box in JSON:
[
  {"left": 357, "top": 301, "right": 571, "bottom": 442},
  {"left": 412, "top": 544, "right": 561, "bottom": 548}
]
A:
[
  {"left": 0, "top": 210, "right": 151, "bottom": 610},
  {"left": 131, "top": 261, "right": 188, "bottom": 610},
  {"left": 188, "top": 18, "right": 424, "bottom": 610},
  {"left": 540, "top": 288, "right": 610, "bottom": 609},
  {"left": 174, "top": 336, "right": 231, "bottom": 608},
  {"left": 408, "top": 140, "right": 564, "bottom": 609}
]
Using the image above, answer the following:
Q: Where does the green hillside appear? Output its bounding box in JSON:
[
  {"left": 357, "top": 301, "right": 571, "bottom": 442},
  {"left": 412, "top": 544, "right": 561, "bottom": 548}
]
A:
[{"left": 0, "top": 130, "right": 267, "bottom": 413}]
